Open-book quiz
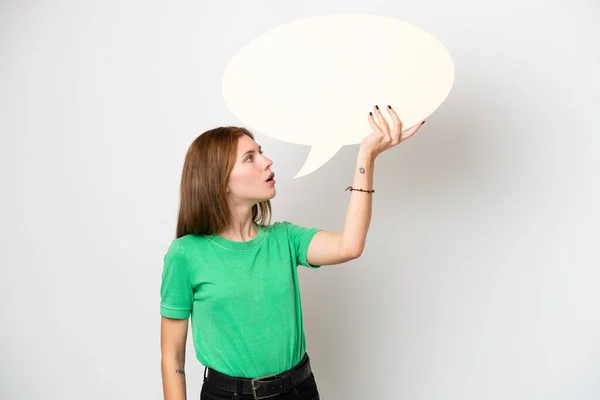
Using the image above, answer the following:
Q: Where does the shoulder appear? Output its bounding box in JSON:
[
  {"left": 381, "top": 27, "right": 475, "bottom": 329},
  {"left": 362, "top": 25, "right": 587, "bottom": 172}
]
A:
[
  {"left": 266, "top": 221, "right": 320, "bottom": 239},
  {"left": 268, "top": 221, "right": 288, "bottom": 229},
  {"left": 267, "top": 220, "right": 301, "bottom": 228},
  {"left": 265, "top": 220, "right": 295, "bottom": 234},
  {"left": 165, "top": 234, "right": 211, "bottom": 258}
]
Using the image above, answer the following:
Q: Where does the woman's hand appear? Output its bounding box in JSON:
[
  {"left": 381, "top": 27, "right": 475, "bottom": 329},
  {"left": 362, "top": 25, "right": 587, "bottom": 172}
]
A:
[{"left": 359, "top": 105, "right": 425, "bottom": 159}]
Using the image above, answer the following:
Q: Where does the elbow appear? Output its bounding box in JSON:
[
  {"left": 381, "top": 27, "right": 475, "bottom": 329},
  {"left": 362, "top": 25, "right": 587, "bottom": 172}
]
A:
[
  {"left": 344, "top": 246, "right": 363, "bottom": 260},
  {"left": 161, "top": 345, "right": 186, "bottom": 363}
]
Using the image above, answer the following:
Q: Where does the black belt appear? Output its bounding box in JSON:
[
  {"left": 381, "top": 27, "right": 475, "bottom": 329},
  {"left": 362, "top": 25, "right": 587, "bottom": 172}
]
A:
[{"left": 204, "top": 353, "right": 312, "bottom": 399}]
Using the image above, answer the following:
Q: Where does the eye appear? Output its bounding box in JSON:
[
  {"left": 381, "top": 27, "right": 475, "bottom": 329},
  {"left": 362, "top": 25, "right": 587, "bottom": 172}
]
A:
[
  {"left": 245, "top": 148, "right": 264, "bottom": 162},
  {"left": 246, "top": 149, "right": 263, "bottom": 161}
]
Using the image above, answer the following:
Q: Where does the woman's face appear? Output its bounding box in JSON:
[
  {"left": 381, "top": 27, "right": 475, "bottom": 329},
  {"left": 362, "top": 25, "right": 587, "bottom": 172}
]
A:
[{"left": 226, "top": 135, "right": 276, "bottom": 204}]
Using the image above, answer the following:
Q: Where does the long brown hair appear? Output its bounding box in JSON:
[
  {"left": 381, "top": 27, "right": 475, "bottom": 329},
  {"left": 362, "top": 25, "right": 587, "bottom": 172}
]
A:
[{"left": 175, "top": 126, "right": 272, "bottom": 238}]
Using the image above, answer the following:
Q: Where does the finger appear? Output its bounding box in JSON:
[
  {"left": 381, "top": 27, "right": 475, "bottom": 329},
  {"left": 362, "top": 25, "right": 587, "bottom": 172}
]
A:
[
  {"left": 386, "top": 106, "right": 403, "bottom": 143},
  {"left": 400, "top": 120, "right": 425, "bottom": 141},
  {"left": 368, "top": 112, "right": 386, "bottom": 137},
  {"left": 373, "top": 105, "right": 390, "bottom": 136}
]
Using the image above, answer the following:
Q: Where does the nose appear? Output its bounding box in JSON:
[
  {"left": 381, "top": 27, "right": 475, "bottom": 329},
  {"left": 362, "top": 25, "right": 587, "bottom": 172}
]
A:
[{"left": 264, "top": 156, "right": 273, "bottom": 168}]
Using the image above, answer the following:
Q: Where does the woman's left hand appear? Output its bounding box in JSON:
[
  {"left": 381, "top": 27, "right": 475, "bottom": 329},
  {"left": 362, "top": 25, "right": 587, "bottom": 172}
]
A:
[{"left": 359, "top": 105, "right": 425, "bottom": 159}]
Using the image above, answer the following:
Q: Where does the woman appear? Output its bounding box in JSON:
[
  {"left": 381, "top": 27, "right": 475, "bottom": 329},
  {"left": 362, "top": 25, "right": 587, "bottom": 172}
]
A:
[{"left": 160, "top": 105, "right": 424, "bottom": 399}]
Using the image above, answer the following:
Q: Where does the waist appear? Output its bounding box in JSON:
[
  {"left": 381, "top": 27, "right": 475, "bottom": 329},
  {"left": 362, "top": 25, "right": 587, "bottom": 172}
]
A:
[{"left": 204, "top": 353, "right": 312, "bottom": 398}]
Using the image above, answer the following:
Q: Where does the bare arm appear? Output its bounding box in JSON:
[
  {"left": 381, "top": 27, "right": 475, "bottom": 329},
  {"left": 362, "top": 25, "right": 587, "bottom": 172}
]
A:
[
  {"left": 161, "top": 316, "right": 189, "bottom": 400},
  {"left": 305, "top": 151, "right": 374, "bottom": 266},
  {"left": 340, "top": 150, "right": 375, "bottom": 258}
]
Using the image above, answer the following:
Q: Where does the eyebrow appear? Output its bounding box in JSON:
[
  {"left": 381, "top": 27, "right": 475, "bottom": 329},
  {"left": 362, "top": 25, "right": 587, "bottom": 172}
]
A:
[{"left": 241, "top": 145, "right": 261, "bottom": 159}]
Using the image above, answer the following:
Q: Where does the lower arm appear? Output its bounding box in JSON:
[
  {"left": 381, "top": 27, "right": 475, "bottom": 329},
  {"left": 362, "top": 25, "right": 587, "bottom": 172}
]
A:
[
  {"left": 341, "top": 150, "right": 374, "bottom": 257},
  {"left": 161, "top": 357, "right": 187, "bottom": 400}
]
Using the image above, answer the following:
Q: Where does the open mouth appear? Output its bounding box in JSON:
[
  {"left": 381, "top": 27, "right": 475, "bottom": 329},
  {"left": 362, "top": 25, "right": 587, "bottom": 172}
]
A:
[{"left": 266, "top": 173, "right": 275, "bottom": 182}]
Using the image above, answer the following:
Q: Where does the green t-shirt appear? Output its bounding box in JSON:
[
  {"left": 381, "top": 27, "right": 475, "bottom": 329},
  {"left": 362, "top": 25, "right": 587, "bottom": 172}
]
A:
[{"left": 160, "top": 220, "right": 321, "bottom": 378}]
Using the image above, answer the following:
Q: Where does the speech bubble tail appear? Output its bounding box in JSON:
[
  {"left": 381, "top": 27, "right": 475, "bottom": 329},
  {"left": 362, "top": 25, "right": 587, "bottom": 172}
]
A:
[{"left": 293, "top": 143, "right": 343, "bottom": 179}]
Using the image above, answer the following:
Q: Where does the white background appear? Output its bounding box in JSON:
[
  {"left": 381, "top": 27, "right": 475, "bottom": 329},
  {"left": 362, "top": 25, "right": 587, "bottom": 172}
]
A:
[{"left": 1, "top": 0, "right": 599, "bottom": 399}]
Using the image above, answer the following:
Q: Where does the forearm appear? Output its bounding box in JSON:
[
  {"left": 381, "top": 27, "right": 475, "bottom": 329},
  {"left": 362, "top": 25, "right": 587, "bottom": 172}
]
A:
[
  {"left": 161, "top": 357, "right": 187, "bottom": 400},
  {"left": 341, "top": 150, "right": 375, "bottom": 258}
]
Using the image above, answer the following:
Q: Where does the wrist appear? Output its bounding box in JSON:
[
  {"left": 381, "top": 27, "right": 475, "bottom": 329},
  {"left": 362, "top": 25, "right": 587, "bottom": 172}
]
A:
[{"left": 357, "top": 149, "right": 375, "bottom": 163}]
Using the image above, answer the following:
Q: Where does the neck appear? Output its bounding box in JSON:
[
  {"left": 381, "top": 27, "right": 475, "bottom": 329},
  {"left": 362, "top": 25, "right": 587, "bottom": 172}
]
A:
[{"left": 217, "top": 220, "right": 258, "bottom": 242}]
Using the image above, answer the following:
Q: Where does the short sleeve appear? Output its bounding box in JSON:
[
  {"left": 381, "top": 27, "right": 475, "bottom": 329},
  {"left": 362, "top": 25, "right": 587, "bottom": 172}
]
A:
[
  {"left": 160, "top": 241, "right": 193, "bottom": 319},
  {"left": 284, "top": 221, "right": 321, "bottom": 269}
]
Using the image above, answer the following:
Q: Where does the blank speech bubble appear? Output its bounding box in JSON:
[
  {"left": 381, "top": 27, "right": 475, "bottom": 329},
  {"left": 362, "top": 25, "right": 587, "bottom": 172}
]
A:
[{"left": 222, "top": 14, "right": 454, "bottom": 178}]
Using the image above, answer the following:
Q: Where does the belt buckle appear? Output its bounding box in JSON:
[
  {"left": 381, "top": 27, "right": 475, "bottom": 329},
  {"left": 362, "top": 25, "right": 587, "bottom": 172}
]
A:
[{"left": 251, "top": 373, "right": 280, "bottom": 399}]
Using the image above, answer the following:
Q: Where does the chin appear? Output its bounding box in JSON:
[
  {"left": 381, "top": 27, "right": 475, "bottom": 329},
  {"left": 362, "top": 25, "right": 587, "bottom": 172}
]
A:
[{"left": 252, "top": 192, "right": 276, "bottom": 204}]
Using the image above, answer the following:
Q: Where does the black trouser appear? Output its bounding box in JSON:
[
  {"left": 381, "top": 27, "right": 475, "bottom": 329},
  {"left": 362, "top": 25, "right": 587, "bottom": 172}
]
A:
[{"left": 200, "top": 353, "right": 320, "bottom": 400}]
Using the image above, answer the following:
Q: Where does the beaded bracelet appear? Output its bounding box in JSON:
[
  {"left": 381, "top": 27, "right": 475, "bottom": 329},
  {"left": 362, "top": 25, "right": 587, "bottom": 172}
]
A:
[{"left": 345, "top": 186, "right": 375, "bottom": 193}]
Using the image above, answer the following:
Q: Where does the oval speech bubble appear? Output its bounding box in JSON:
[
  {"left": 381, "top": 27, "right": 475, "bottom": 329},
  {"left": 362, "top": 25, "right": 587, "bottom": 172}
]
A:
[{"left": 222, "top": 14, "right": 454, "bottom": 178}]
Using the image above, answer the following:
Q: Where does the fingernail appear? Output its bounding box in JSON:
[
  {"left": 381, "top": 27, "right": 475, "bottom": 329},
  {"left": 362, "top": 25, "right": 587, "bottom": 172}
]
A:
[
  {"left": 375, "top": 105, "right": 379, "bottom": 110},
  {"left": 369, "top": 112, "right": 373, "bottom": 116},
  {"left": 422, "top": 120, "right": 426, "bottom": 124},
  {"left": 387, "top": 105, "right": 392, "bottom": 109}
]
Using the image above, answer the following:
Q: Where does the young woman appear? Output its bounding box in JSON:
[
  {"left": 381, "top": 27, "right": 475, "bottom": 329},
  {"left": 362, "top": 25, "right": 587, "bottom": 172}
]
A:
[{"left": 160, "top": 105, "right": 424, "bottom": 399}]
